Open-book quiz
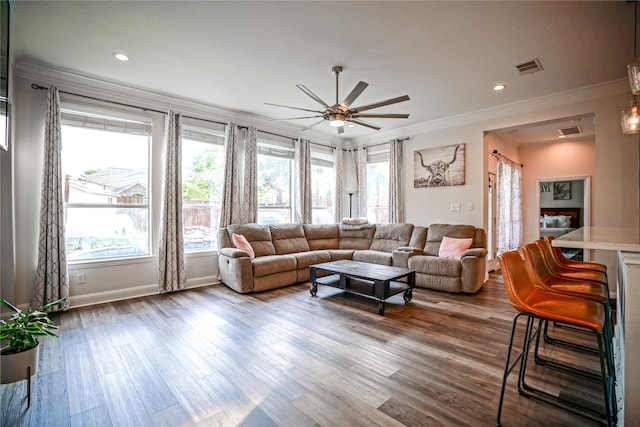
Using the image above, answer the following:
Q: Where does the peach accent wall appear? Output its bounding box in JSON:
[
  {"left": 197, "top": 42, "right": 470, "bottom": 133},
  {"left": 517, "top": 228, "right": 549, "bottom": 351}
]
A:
[{"left": 519, "top": 140, "right": 596, "bottom": 244}]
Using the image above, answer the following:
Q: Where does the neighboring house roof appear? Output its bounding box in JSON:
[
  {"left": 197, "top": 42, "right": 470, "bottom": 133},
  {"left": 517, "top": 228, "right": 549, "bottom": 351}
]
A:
[{"left": 78, "top": 168, "right": 147, "bottom": 196}]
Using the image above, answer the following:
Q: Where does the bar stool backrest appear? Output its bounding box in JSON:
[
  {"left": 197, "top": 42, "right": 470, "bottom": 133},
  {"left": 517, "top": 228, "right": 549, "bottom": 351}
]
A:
[
  {"left": 543, "top": 235, "right": 567, "bottom": 265},
  {"left": 498, "top": 250, "right": 539, "bottom": 314},
  {"left": 519, "top": 243, "right": 553, "bottom": 284},
  {"left": 536, "top": 239, "right": 562, "bottom": 271}
]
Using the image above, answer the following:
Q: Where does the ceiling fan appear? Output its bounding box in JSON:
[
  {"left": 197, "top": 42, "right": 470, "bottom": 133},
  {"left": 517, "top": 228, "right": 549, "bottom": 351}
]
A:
[{"left": 266, "top": 65, "right": 410, "bottom": 134}]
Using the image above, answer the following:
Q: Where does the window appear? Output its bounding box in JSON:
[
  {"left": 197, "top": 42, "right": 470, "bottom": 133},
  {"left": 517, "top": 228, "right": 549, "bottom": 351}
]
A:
[
  {"left": 367, "top": 145, "right": 390, "bottom": 224},
  {"left": 257, "top": 140, "right": 293, "bottom": 224},
  {"left": 311, "top": 144, "right": 334, "bottom": 224},
  {"left": 61, "top": 109, "right": 151, "bottom": 261},
  {"left": 182, "top": 125, "right": 225, "bottom": 251}
]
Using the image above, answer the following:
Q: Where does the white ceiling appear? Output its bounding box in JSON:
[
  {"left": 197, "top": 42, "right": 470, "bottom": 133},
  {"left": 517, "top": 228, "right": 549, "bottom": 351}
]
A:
[{"left": 9, "top": 1, "right": 634, "bottom": 143}]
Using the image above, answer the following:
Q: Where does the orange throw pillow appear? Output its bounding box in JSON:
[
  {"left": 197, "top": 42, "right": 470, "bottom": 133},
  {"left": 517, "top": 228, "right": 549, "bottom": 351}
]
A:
[
  {"left": 438, "top": 236, "right": 473, "bottom": 260},
  {"left": 232, "top": 233, "right": 255, "bottom": 259}
]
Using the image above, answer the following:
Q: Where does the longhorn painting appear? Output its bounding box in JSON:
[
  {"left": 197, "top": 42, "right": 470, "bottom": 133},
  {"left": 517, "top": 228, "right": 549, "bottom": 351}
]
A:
[{"left": 414, "top": 144, "right": 465, "bottom": 188}]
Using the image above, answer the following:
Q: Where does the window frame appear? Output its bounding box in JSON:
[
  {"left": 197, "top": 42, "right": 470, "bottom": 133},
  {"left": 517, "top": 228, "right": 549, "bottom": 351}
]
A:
[
  {"left": 181, "top": 121, "right": 226, "bottom": 253},
  {"left": 60, "top": 103, "right": 154, "bottom": 264},
  {"left": 257, "top": 138, "right": 294, "bottom": 224}
]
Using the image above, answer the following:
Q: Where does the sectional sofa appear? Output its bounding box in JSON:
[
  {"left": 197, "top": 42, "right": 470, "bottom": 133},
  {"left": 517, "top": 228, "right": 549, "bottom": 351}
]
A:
[{"left": 217, "top": 222, "right": 487, "bottom": 294}]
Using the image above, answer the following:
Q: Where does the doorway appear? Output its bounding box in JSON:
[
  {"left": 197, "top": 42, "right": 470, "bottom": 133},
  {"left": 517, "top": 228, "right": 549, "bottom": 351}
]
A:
[{"left": 537, "top": 176, "right": 591, "bottom": 261}]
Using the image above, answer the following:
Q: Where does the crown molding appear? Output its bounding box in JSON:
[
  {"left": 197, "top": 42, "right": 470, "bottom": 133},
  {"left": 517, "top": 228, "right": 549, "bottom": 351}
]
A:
[
  {"left": 349, "top": 78, "right": 630, "bottom": 146},
  {"left": 15, "top": 59, "right": 336, "bottom": 145}
]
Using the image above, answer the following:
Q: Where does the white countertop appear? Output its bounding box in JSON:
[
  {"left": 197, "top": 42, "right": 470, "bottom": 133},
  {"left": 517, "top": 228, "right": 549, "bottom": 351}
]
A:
[{"left": 552, "top": 226, "right": 640, "bottom": 252}]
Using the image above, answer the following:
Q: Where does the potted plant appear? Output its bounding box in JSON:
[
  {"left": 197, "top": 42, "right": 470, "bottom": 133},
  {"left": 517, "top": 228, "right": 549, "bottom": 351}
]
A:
[{"left": 1, "top": 298, "right": 66, "bottom": 385}]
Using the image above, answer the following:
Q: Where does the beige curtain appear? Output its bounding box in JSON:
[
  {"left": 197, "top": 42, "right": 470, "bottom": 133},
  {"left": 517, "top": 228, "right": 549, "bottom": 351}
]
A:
[
  {"left": 242, "top": 126, "right": 258, "bottom": 223},
  {"left": 34, "top": 86, "right": 70, "bottom": 311},
  {"left": 294, "top": 138, "right": 312, "bottom": 223},
  {"left": 219, "top": 123, "right": 242, "bottom": 227},
  {"left": 158, "top": 111, "right": 187, "bottom": 293},
  {"left": 351, "top": 147, "right": 367, "bottom": 217},
  {"left": 388, "top": 139, "right": 404, "bottom": 223},
  {"left": 496, "top": 158, "right": 523, "bottom": 255},
  {"left": 333, "top": 148, "right": 344, "bottom": 222}
]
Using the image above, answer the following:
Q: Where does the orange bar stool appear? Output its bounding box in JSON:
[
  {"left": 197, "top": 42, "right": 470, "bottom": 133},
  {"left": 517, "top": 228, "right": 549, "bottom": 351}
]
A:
[
  {"left": 519, "top": 242, "right": 614, "bottom": 375},
  {"left": 497, "top": 250, "right": 615, "bottom": 427},
  {"left": 544, "top": 235, "right": 608, "bottom": 276},
  {"left": 537, "top": 238, "right": 608, "bottom": 286}
]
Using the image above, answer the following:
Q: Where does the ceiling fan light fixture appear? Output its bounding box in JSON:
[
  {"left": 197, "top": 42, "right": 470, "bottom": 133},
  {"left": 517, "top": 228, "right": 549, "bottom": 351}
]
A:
[{"left": 330, "top": 113, "right": 346, "bottom": 127}]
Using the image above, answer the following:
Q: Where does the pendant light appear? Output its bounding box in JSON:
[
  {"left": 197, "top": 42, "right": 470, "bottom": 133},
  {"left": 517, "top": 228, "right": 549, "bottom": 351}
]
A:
[{"left": 623, "top": 1, "right": 640, "bottom": 133}]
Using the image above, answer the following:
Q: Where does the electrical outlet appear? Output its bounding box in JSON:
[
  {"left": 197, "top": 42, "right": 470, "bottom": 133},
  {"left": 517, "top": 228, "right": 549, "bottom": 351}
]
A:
[
  {"left": 467, "top": 202, "right": 474, "bottom": 211},
  {"left": 77, "top": 274, "right": 85, "bottom": 285}
]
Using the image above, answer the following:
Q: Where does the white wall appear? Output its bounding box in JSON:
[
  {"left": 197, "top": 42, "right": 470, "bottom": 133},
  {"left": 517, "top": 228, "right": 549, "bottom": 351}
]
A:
[{"left": 6, "top": 59, "right": 638, "bottom": 308}]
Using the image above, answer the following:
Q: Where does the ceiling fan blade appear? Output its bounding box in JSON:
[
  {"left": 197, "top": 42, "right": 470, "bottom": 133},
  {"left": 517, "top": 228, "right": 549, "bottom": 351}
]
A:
[
  {"left": 296, "top": 84, "right": 331, "bottom": 108},
  {"left": 340, "top": 81, "right": 369, "bottom": 109},
  {"left": 302, "top": 119, "right": 326, "bottom": 131},
  {"left": 337, "top": 126, "right": 345, "bottom": 135},
  {"left": 351, "top": 113, "right": 410, "bottom": 119},
  {"left": 346, "top": 118, "right": 381, "bottom": 131},
  {"left": 269, "top": 115, "right": 324, "bottom": 122},
  {"left": 350, "top": 95, "right": 410, "bottom": 113},
  {"left": 264, "top": 102, "right": 323, "bottom": 114}
]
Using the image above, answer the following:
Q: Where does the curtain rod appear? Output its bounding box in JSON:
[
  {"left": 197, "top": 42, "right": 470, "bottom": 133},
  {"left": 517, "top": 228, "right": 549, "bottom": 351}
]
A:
[
  {"left": 31, "top": 83, "right": 316, "bottom": 144},
  {"left": 32, "top": 82, "right": 399, "bottom": 150},
  {"left": 349, "top": 137, "right": 410, "bottom": 151},
  {"left": 492, "top": 149, "right": 523, "bottom": 167},
  {"left": 31, "top": 83, "right": 167, "bottom": 114}
]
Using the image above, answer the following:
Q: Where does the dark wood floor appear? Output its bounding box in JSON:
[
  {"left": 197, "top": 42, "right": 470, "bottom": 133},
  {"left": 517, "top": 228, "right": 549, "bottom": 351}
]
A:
[{"left": 1, "top": 272, "right": 606, "bottom": 426}]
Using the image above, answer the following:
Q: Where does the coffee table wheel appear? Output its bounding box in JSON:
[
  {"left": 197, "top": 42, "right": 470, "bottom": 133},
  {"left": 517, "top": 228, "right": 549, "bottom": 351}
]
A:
[
  {"left": 378, "top": 301, "right": 385, "bottom": 315},
  {"left": 403, "top": 288, "right": 413, "bottom": 303},
  {"left": 310, "top": 283, "right": 317, "bottom": 297}
]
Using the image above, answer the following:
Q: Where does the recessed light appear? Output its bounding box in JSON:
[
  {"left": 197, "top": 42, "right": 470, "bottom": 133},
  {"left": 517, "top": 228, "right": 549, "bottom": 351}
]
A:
[
  {"left": 493, "top": 84, "right": 506, "bottom": 91},
  {"left": 113, "top": 52, "right": 130, "bottom": 62}
]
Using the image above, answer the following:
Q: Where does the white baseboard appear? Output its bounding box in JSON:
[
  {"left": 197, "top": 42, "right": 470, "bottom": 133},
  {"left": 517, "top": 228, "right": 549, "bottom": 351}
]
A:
[{"left": 69, "top": 276, "right": 221, "bottom": 309}]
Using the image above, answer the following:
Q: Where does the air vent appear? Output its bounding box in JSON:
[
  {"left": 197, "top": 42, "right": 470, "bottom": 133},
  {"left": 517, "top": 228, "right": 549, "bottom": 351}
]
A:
[
  {"left": 516, "top": 58, "right": 543, "bottom": 74},
  {"left": 558, "top": 126, "right": 582, "bottom": 137}
]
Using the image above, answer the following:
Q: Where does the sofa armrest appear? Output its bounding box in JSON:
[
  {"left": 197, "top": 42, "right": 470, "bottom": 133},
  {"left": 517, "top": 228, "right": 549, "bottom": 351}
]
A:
[
  {"left": 219, "top": 247, "right": 251, "bottom": 258},
  {"left": 460, "top": 248, "right": 488, "bottom": 293},
  {"left": 395, "top": 246, "right": 423, "bottom": 253},
  {"left": 217, "top": 251, "right": 254, "bottom": 293},
  {"left": 460, "top": 248, "right": 487, "bottom": 259},
  {"left": 392, "top": 247, "right": 422, "bottom": 268}
]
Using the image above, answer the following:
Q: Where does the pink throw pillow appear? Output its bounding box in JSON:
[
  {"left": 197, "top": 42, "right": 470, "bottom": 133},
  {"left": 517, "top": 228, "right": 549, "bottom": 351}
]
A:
[
  {"left": 232, "top": 233, "right": 255, "bottom": 259},
  {"left": 438, "top": 236, "right": 473, "bottom": 260}
]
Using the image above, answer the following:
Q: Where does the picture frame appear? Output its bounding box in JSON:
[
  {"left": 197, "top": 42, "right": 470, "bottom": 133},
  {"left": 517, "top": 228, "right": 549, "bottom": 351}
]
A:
[
  {"left": 540, "top": 182, "right": 551, "bottom": 192},
  {"left": 553, "top": 181, "right": 571, "bottom": 200},
  {"left": 414, "top": 143, "right": 465, "bottom": 188}
]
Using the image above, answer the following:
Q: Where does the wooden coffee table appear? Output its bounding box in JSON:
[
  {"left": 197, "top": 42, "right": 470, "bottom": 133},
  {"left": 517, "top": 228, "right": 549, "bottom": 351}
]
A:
[{"left": 309, "top": 260, "right": 416, "bottom": 315}]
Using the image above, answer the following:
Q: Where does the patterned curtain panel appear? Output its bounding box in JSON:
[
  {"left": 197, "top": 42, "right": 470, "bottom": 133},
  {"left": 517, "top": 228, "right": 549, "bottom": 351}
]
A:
[
  {"left": 294, "top": 138, "right": 312, "bottom": 223},
  {"left": 333, "top": 147, "right": 344, "bottom": 222},
  {"left": 496, "top": 158, "right": 523, "bottom": 255},
  {"left": 242, "top": 126, "right": 257, "bottom": 223},
  {"left": 158, "top": 111, "right": 187, "bottom": 293},
  {"left": 219, "top": 123, "right": 242, "bottom": 227},
  {"left": 351, "top": 147, "right": 367, "bottom": 218},
  {"left": 388, "top": 139, "right": 404, "bottom": 223},
  {"left": 33, "top": 86, "right": 70, "bottom": 311}
]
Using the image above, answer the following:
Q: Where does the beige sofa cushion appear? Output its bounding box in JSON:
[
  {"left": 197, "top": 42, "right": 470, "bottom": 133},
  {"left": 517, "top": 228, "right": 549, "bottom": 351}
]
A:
[
  {"left": 424, "top": 224, "right": 477, "bottom": 256},
  {"left": 303, "top": 224, "right": 339, "bottom": 250},
  {"left": 352, "top": 250, "right": 393, "bottom": 266},
  {"left": 409, "top": 255, "right": 461, "bottom": 277},
  {"left": 339, "top": 225, "right": 375, "bottom": 250},
  {"left": 270, "top": 223, "right": 310, "bottom": 255},
  {"left": 369, "top": 223, "right": 414, "bottom": 252},
  {"left": 227, "top": 223, "right": 275, "bottom": 257},
  {"left": 252, "top": 254, "right": 297, "bottom": 277}
]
